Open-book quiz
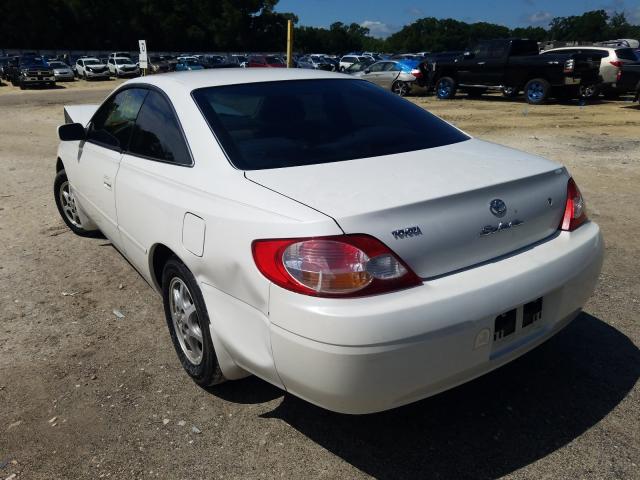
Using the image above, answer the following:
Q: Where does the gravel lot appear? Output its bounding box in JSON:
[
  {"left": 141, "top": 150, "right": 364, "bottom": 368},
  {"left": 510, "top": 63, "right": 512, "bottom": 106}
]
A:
[{"left": 0, "top": 78, "right": 638, "bottom": 479}]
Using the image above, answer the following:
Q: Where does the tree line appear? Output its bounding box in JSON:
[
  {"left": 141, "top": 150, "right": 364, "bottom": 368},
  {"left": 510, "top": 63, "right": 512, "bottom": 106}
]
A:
[{"left": 0, "top": 1, "right": 638, "bottom": 53}]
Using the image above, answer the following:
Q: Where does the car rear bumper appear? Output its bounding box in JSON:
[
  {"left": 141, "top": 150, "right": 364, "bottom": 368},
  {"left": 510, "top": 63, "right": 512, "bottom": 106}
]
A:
[{"left": 268, "top": 222, "right": 603, "bottom": 414}]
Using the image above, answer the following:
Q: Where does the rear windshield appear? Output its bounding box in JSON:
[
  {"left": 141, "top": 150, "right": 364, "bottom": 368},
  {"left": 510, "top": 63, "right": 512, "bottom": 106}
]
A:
[
  {"left": 615, "top": 48, "right": 639, "bottom": 61},
  {"left": 192, "top": 79, "right": 469, "bottom": 170}
]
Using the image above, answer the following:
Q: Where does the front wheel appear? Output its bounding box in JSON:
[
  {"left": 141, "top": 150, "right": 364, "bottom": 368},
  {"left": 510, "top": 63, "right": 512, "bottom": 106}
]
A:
[
  {"left": 162, "top": 258, "right": 225, "bottom": 387},
  {"left": 524, "top": 78, "right": 550, "bottom": 105},
  {"left": 54, "top": 169, "right": 99, "bottom": 236},
  {"left": 435, "top": 76, "right": 457, "bottom": 99},
  {"left": 392, "top": 80, "right": 409, "bottom": 96}
]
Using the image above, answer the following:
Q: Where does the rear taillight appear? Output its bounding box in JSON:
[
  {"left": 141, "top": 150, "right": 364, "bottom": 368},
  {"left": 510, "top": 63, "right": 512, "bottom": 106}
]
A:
[
  {"left": 252, "top": 234, "right": 422, "bottom": 297},
  {"left": 560, "top": 178, "right": 588, "bottom": 231},
  {"left": 609, "top": 60, "right": 623, "bottom": 67},
  {"left": 410, "top": 68, "right": 423, "bottom": 79}
]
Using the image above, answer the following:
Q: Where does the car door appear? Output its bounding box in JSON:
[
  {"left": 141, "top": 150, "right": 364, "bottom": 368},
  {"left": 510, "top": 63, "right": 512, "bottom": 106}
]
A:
[
  {"left": 73, "top": 87, "right": 148, "bottom": 245},
  {"left": 379, "top": 62, "right": 402, "bottom": 89},
  {"left": 361, "top": 62, "right": 389, "bottom": 87},
  {"left": 115, "top": 89, "right": 194, "bottom": 275},
  {"left": 479, "top": 40, "right": 509, "bottom": 85},
  {"left": 76, "top": 59, "right": 84, "bottom": 75},
  {"left": 457, "top": 42, "right": 490, "bottom": 84}
]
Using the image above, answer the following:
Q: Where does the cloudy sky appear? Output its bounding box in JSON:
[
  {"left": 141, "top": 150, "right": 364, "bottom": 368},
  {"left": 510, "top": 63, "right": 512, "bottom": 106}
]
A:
[{"left": 275, "top": 0, "right": 640, "bottom": 37}]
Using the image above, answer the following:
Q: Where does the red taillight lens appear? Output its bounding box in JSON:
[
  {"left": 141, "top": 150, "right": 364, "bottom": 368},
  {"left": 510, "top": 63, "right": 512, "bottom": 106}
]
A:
[
  {"left": 560, "top": 178, "right": 588, "bottom": 231},
  {"left": 410, "top": 68, "right": 423, "bottom": 79},
  {"left": 252, "top": 234, "right": 422, "bottom": 297},
  {"left": 610, "top": 60, "right": 623, "bottom": 67}
]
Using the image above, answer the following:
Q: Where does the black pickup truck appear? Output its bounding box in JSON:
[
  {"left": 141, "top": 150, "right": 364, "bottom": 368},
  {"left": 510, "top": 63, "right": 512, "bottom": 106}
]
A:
[
  {"left": 6, "top": 56, "right": 56, "bottom": 89},
  {"left": 617, "top": 63, "right": 640, "bottom": 102},
  {"left": 426, "top": 38, "right": 601, "bottom": 104}
]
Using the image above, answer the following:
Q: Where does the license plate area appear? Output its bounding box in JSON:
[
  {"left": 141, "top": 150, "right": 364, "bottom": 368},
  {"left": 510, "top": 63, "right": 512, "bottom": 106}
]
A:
[
  {"left": 494, "top": 309, "right": 516, "bottom": 341},
  {"left": 493, "top": 297, "right": 543, "bottom": 344}
]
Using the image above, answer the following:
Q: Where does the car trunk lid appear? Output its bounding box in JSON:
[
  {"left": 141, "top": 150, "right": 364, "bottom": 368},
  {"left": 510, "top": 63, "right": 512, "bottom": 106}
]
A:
[{"left": 246, "top": 138, "right": 568, "bottom": 278}]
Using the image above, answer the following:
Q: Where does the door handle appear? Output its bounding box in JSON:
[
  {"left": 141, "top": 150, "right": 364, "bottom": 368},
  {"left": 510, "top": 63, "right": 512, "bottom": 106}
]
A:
[{"left": 103, "top": 175, "right": 113, "bottom": 190}]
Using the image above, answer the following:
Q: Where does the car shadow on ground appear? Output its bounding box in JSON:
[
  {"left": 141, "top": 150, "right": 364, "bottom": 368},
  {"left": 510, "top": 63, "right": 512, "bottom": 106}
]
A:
[{"left": 214, "top": 313, "right": 638, "bottom": 479}]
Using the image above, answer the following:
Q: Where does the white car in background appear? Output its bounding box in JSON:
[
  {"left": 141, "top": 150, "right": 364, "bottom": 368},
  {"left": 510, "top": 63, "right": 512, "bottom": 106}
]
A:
[
  {"left": 107, "top": 57, "right": 140, "bottom": 78},
  {"left": 339, "top": 55, "right": 368, "bottom": 71},
  {"left": 542, "top": 46, "right": 639, "bottom": 97},
  {"left": 53, "top": 69, "right": 603, "bottom": 414},
  {"left": 75, "top": 57, "right": 110, "bottom": 80}
]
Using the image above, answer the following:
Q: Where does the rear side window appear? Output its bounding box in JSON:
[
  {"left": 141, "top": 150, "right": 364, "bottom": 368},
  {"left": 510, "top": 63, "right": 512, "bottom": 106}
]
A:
[
  {"left": 510, "top": 40, "right": 539, "bottom": 56},
  {"left": 615, "top": 48, "right": 638, "bottom": 61},
  {"left": 128, "top": 90, "right": 191, "bottom": 165},
  {"left": 581, "top": 49, "right": 609, "bottom": 59},
  {"left": 87, "top": 88, "right": 148, "bottom": 149},
  {"left": 192, "top": 79, "right": 469, "bottom": 170}
]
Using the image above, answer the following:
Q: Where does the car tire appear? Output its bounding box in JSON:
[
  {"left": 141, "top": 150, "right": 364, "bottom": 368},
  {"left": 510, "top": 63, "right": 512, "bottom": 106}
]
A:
[
  {"left": 524, "top": 78, "right": 550, "bottom": 105},
  {"left": 579, "top": 84, "right": 600, "bottom": 99},
  {"left": 162, "top": 257, "right": 225, "bottom": 388},
  {"left": 392, "top": 80, "right": 409, "bottom": 97},
  {"left": 435, "top": 76, "right": 457, "bottom": 99},
  {"left": 502, "top": 86, "right": 519, "bottom": 98},
  {"left": 54, "top": 169, "right": 100, "bottom": 237},
  {"left": 19, "top": 82, "right": 25, "bottom": 90}
]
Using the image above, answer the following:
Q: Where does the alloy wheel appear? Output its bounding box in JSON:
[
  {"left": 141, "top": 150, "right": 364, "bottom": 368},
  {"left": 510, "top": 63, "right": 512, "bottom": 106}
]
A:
[
  {"left": 59, "top": 181, "right": 82, "bottom": 228},
  {"left": 169, "top": 277, "right": 204, "bottom": 365}
]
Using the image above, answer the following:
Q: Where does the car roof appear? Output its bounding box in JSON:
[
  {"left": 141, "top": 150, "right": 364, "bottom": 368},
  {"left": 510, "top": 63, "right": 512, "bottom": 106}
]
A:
[{"left": 122, "top": 68, "right": 349, "bottom": 91}]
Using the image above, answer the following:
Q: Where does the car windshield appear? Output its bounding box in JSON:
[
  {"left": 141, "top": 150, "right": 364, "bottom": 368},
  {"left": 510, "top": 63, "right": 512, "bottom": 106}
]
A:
[
  {"left": 192, "top": 79, "right": 469, "bottom": 170},
  {"left": 115, "top": 58, "right": 130, "bottom": 64},
  {"left": 23, "top": 58, "right": 46, "bottom": 66},
  {"left": 85, "top": 59, "right": 101, "bottom": 65},
  {"left": 266, "top": 56, "right": 284, "bottom": 65},
  {"left": 48, "top": 62, "right": 65, "bottom": 67}
]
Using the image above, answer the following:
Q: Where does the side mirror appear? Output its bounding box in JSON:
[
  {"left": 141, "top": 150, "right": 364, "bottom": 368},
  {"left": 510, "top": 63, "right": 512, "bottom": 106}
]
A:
[
  {"left": 58, "top": 122, "right": 86, "bottom": 141},
  {"left": 463, "top": 51, "right": 474, "bottom": 59}
]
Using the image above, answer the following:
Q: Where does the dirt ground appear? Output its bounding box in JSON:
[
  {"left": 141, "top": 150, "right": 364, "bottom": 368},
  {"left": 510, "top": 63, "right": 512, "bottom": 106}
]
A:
[{"left": 0, "top": 77, "right": 638, "bottom": 480}]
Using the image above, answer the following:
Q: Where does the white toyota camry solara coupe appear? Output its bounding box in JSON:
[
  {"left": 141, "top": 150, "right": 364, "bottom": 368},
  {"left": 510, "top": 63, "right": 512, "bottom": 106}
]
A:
[{"left": 54, "top": 69, "right": 603, "bottom": 414}]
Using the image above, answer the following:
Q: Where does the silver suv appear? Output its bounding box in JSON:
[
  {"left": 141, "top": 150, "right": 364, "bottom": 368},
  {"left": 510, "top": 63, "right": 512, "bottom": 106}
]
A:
[{"left": 542, "top": 46, "right": 639, "bottom": 97}]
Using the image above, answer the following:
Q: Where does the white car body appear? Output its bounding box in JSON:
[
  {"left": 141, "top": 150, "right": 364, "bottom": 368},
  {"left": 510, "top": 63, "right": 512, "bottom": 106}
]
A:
[
  {"left": 339, "top": 55, "right": 368, "bottom": 71},
  {"left": 107, "top": 57, "right": 140, "bottom": 77},
  {"left": 542, "top": 46, "right": 639, "bottom": 91},
  {"left": 75, "top": 57, "right": 110, "bottom": 79},
  {"left": 55, "top": 69, "right": 603, "bottom": 414}
]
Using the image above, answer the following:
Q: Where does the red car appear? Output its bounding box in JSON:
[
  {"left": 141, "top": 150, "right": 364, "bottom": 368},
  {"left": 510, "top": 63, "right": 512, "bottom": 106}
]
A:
[{"left": 247, "top": 55, "right": 286, "bottom": 68}]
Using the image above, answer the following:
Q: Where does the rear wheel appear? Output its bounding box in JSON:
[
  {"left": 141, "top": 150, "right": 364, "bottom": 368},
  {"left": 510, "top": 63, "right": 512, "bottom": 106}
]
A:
[
  {"left": 54, "top": 169, "right": 99, "bottom": 236},
  {"left": 162, "top": 257, "right": 225, "bottom": 387},
  {"left": 435, "top": 76, "right": 457, "bottom": 99},
  {"left": 524, "top": 78, "right": 550, "bottom": 105},
  {"left": 392, "top": 80, "right": 409, "bottom": 96}
]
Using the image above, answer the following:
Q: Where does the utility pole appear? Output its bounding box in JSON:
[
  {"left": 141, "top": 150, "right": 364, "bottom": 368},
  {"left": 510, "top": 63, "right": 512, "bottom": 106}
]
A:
[{"left": 286, "top": 19, "right": 294, "bottom": 68}]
